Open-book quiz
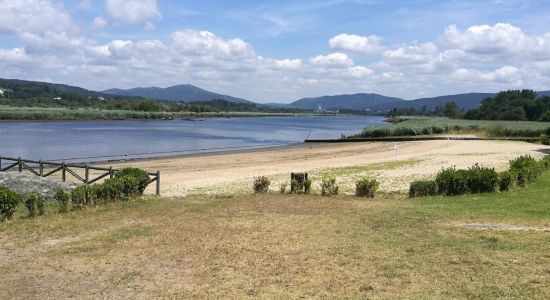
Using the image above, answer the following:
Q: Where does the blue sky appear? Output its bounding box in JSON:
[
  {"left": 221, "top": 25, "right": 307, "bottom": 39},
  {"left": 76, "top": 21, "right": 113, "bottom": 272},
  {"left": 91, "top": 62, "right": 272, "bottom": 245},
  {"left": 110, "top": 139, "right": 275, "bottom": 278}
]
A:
[{"left": 1, "top": 0, "right": 550, "bottom": 102}]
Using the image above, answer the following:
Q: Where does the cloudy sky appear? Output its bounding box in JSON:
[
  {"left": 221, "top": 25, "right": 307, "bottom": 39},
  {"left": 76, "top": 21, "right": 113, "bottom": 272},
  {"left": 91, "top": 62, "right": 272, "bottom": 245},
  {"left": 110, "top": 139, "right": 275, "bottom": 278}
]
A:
[{"left": 1, "top": 0, "right": 550, "bottom": 102}]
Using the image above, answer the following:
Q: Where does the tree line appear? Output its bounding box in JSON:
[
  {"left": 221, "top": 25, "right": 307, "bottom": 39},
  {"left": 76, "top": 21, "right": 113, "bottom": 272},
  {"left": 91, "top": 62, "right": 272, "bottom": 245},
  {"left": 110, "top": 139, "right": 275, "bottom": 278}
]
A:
[{"left": 387, "top": 90, "right": 550, "bottom": 122}]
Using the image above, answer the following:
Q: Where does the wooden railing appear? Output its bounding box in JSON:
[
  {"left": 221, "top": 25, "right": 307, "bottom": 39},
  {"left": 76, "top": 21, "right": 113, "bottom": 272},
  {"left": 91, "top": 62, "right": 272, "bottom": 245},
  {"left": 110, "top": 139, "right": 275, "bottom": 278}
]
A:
[{"left": 0, "top": 156, "right": 160, "bottom": 196}]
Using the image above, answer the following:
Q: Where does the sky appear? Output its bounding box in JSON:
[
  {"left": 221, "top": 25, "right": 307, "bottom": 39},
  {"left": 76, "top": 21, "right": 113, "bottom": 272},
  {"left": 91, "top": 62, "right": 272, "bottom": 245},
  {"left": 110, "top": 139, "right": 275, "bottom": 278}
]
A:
[{"left": 1, "top": 0, "right": 550, "bottom": 103}]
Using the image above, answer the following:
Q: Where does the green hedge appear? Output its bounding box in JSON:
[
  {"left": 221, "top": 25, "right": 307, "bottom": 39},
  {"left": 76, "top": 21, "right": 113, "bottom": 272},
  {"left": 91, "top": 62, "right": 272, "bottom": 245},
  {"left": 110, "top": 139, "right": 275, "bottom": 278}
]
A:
[
  {"left": 409, "top": 180, "right": 438, "bottom": 197},
  {"left": 321, "top": 177, "right": 339, "bottom": 196},
  {"left": 0, "top": 186, "right": 22, "bottom": 221},
  {"left": 356, "top": 178, "right": 379, "bottom": 198},
  {"left": 411, "top": 155, "right": 550, "bottom": 198},
  {"left": 509, "top": 155, "right": 541, "bottom": 186}
]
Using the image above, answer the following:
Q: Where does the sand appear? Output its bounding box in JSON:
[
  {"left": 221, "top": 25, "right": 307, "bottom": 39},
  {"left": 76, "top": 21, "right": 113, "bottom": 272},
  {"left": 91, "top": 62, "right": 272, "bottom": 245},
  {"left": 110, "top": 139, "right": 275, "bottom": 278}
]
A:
[{"left": 105, "top": 140, "right": 549, "bottom": 196}]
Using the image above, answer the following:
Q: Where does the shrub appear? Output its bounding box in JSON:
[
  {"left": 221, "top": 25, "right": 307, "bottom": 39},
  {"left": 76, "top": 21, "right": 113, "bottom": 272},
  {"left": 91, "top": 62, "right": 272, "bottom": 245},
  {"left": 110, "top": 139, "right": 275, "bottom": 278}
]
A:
[
  {"left": 71, "top": 186, "right": 89, "bottom": 209},
  {"left": 290, "top": 179, "right": 303, "bottom": 194},
  {"left": 435, "top": 167, "right": 469, "bottom": 196},
  {"left": 279, "top": 182, "right": 288, "bottom": 194},
  {"left": 55, "top": 189, "right": 71, "bottom": 213},
  {"left": 0, "top": 186, "right": 22, "bottom": 221},
  {"left": 356, "top": 178, "right": 379, "bottom": 198},
  {"left": 541, "top": 134, "right": 550, "bottom": 145},
  {"left": 321, "top": 177, "right": 339, "bottom": 196},
  {"left": 253, "top": 176, "right": 270, "bottom": 194},
  {"left": 36, "top": 194, "right": 46, "bottom": 216},
  {"left": 509, "top": 155, "right": 540, "bottom": 186},
  {"left": 466, "top": 164, "right": 499, "bottom": 194},
  {"left": 409, "top": 180, "right": 438, "bottom": 197},
  {"left": 114, "top": 168, "right": 150, "bottom": 195},
  {"left": 538, "top": 155, "right": 550, "bottom": 170},
  {"left": 24, "top": 192, "right": 42, "bottom": 217},
  {"left": 498, "top": 170, "right": 517, "bottom": 192},
  {"left": 303, "top": 179, "right": 312, "bottom": 195}
]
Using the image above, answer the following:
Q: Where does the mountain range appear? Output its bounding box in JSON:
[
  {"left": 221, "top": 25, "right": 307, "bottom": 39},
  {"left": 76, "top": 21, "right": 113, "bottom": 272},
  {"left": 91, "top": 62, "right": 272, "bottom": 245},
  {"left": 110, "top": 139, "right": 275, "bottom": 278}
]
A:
[
  {"left": 103, "top": 85, "right": 252, "bottom": 104},
  {"left": 2, "top": 77, "right": 549, "bottom": 112},
  {"left": 102, "top": 83, "right": 550, "bottom": 111}
]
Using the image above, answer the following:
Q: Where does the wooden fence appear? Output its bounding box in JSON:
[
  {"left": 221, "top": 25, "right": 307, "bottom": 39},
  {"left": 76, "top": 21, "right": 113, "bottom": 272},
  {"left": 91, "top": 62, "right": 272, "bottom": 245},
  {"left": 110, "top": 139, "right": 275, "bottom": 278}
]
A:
[{"left": 0, "top": 156, "right": 160, "bottom": 196}]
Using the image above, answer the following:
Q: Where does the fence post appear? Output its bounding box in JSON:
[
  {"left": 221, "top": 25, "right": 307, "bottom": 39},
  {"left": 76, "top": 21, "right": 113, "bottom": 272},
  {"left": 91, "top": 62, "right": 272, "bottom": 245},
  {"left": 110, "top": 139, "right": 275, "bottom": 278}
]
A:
[
  {"left": 18, "top": 157, "right": 22, "bottom": 172},
  {"left": 109, "top": 166, "right": 113, "bottom": 179},
  {"left": 85, "top": 164, "right": 89, "bottom": 185},
  {"left": 0, "top": 157, "right": 2, "bottom": 171},
  {"left": 39, "top": 160, "right": 43, "bottom": 176},
  {"left": 156, "top": 171, "right": 160, "bottom": 196},
  {"left": 62, "top": 162, "right": 66, "bottom": 182}
]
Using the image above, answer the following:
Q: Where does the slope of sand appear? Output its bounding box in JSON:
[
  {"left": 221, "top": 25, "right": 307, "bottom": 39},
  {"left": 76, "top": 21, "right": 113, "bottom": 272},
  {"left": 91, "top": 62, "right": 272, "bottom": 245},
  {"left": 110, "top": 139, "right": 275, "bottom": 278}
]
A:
[{"left": 107, "top": 140, "right": 549, "bottom": 196}]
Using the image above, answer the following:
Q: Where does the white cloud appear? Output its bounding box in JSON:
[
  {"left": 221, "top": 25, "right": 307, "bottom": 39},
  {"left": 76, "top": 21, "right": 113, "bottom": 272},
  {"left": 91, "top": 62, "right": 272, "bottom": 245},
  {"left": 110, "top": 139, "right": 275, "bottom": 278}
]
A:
[
  {"left": 0, "top": 48, "right": 28, "bottom": 62},
  {"left": 347, "top": 66, "right": 374, "bottom": 78},
  {"left": 310, "top": 52, "right": 353, "bottom": 68},
  {"left": 269, "top": 59, "right": 302, "bottom": 70},
  {"left": 383, "top": 42, "right": 438, "bottom": 64},
  {"left": 171, "top": 29, "right": 254, "bottom": 58},
  {"left": 104, "top": 0, "right": 161, "bottom": 28},
  {"left": 92, "top": 16, "right": 108, "bottom": 29},
  {"left": 443, "top": 23, "right": 550, "bottom": 60},
  {"left": 0, "top": 0, "right": 75, "bottom": 35},
  {"left": 329, "top": 33, "right": 382, "bottom": 53}
]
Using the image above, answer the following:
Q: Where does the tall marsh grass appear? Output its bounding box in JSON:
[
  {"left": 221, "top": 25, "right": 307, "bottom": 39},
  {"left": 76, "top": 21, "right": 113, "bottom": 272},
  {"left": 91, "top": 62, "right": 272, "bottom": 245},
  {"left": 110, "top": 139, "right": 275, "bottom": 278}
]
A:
[{"left": 356, "top": 117, "right": 550, "bottom": 138}]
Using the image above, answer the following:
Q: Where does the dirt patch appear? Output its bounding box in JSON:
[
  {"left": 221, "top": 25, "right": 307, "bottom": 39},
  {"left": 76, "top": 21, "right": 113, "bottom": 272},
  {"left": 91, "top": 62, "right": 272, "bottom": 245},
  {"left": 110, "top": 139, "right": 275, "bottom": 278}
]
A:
[{"left": 455, "top": 223, "right": 550, "bottom": 232}]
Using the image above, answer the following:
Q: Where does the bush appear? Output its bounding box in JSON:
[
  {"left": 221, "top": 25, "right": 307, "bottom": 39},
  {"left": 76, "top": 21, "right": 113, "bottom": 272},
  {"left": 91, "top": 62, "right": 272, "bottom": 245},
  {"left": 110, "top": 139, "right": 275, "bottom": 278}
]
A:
[
  {"left": 541, "top": 134, "right": 550, "bottom": 145},
  {"left": 509, "top": 155, "right": 540, "bottom": 186},
  {"left": 538, "top": 155, "right": 550, "bottom": 170},
  {"left": 36, "top": 194, "right": 45, "bottom": 216},
  {"left": 71, "top": 186, "right": 90, "bottom": 209},
  {"left": 466, "top": 164, "right": 499, "bottom": 194},
  {"left": 409, "top": 180, "right": 438, "bottom": 197},
  {"left": 24, "top": 192, "right": 42, "bottom": 217},
  {"left": 498, "top": 170, "right": 517, "bottom": 192},
  {"left": 253, "top": 176, "right": 270, "bottom": 194},
  {"left": 356, "top": 178, "right": 379, "bottom": 198},
  {"left": 114, "top": 168, "right": 150, "bottom": 195},
  {"left": 435, "top": 167, "right": 469, "bottom": 196},
  {"left": 290, "top": 179, "right": 303, "bottom": 194},
  {"left": 0, "top": 186, "right": 22, "bottom": 221},
  {"left": 279, "top": 182, "right": 288, "bottom": 194},
  {"left": 55, "top": 189, "right": 71, "bottom": 213},
  {"left": 321, "top": 177, "right": 339, "bottom": 196},
  {"left": 304, "top": 179, "right": 312, "bottom": 195}
]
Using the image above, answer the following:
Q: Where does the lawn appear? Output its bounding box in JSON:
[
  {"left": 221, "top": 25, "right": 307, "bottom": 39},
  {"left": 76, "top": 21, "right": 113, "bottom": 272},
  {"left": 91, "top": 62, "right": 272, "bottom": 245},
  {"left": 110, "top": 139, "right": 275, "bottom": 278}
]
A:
[
  {"left": 1, "top": 172, "right": 550, "bottom": 299},
  {"left": 356, "top": 116, "right": 550, "bottom": 138}
]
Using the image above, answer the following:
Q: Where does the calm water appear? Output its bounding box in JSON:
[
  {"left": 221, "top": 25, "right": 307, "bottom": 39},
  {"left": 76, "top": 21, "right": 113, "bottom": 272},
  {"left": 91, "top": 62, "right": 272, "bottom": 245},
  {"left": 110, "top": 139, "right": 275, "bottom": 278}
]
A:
[{"left": 0, "top": 116, "right": 385, "bottom": 162}]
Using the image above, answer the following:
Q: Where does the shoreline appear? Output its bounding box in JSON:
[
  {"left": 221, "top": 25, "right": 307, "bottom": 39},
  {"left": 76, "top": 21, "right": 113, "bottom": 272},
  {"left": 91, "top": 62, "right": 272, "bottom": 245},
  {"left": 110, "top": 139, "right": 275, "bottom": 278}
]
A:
[{"left": 94, "top": 142, "right": 308, "bottom": 165}]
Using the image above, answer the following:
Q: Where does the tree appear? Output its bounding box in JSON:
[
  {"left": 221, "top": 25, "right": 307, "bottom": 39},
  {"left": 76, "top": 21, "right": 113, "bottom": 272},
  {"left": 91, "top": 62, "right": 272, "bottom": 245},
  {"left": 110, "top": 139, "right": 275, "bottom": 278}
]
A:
[{"left": 443, "top": 102, "right": 459, "bottom": 118}]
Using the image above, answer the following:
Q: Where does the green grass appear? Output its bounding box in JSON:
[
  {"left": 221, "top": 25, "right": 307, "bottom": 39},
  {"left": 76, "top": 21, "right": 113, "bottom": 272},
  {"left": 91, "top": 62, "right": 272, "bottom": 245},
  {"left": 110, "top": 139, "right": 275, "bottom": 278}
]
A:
[
  {"left": 0, "top": 105, "right": 310, "bottom": 120},
  {"left": 356, "top": 116, "right": 550, "bottom": 138},
  {"left": 2, "top": 171, "right": 550, "bottom": 298}
]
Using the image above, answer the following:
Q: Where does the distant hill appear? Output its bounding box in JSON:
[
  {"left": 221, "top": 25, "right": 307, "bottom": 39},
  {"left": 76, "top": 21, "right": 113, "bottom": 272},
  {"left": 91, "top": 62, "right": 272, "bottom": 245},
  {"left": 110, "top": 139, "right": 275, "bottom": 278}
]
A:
[
  {"left": 370, "top": 93, "right": 495, "bottom": 112},
  {"left": 290, "top": 93, "right": 406, "bottom": 110},
  {"left": 0, "top": 78, "right": 109, "bottom": 99},
  {"left": 290, "top": 91, "right": 550, "bottom": 112},
  {"left": 103, "top": 84, "right": 254, "bottom": 104}
]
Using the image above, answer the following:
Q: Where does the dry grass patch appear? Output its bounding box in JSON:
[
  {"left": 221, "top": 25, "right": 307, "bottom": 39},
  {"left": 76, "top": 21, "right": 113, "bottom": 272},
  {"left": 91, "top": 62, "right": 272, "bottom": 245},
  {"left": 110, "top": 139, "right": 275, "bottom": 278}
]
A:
[{"left": 2, "top": 175, "right": 550, "bottom": 299}]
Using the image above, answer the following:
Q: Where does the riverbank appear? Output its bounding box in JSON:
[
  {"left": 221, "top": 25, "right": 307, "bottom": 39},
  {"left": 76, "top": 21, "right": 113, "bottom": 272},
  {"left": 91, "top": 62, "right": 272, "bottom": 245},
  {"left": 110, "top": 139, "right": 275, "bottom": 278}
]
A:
[
  {"left": 0, "top": 105, "right": 327, "bottom": 121},
  {"left": 104, "top": 139, "right": 549, "bottom": 196}
]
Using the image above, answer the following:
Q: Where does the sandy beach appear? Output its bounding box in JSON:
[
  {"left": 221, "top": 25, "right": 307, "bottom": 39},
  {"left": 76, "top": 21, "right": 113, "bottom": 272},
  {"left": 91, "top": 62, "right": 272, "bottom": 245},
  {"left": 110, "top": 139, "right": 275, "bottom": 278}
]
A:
[{"left": 105, "top": 140, "right": 550, "bottom": 196}]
